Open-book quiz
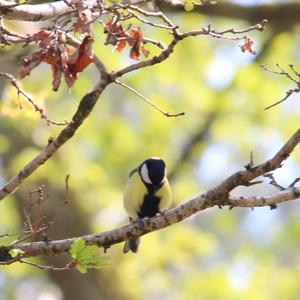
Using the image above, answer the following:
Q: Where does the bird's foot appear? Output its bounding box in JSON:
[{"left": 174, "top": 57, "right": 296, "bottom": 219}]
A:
[
  {"left": 131, "top": 217, "right": 146, "bottom": 229},
  {"left": 156, "top": 210, "right": 167, "bottom": 217},
  {"left": 136, "top": 217, "right": 144, "bottom": 228}
]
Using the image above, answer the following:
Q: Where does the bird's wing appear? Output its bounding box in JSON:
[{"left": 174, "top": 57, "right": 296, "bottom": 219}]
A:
[
  {"left": 129, "top": 167, "right": 138, "bottom": 177},
  {"left": 156, "top": 179, "right": 172, "bottom": 211},
  {"left": 123, "top": 171, "right": 147, "bottom": 219}
]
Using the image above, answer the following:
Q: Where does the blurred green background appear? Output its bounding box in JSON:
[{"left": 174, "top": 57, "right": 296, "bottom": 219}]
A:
[{"left": 1, "top": 1, "right": 300, "bottom": 299}]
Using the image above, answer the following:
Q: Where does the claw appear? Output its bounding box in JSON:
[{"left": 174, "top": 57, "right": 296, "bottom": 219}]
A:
[
  {"left": 156, "top": 210, "right": 167, "bottom": 216},
  {"left": 136, "top": 217, "right": 144, "bottom": 228}
]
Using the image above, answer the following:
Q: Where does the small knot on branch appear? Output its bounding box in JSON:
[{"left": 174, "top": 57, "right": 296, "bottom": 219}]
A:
[{"left": 257, "top": 19, "right": 268, "bottom": 31}]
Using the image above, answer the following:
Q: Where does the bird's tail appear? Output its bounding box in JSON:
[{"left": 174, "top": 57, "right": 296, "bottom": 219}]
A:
[{"left": 123, "top": 236, "right": 140, "bottom": 253}]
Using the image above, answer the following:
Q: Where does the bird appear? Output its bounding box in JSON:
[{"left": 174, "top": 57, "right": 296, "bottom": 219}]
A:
[{"left": 123, "top": 157, "right": 172, "bottom": 253}]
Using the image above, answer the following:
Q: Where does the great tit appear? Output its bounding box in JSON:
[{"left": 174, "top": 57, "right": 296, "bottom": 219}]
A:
[{"left": 123, "top": 157, "right": 172, "bottom": 253}]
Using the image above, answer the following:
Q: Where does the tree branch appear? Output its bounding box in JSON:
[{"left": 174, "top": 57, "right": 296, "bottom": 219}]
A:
[
  {"left": 115, "top": 79, "right": 185, "bottom": 117},
  {"left": 112, "top": 21, "right": 264, "bottom": 79},
  {"left": 228, "top": 188, "right": 300, "bottom": 208},
  {"left": 1, "top": 0, "right": 300, "bottom": 30},
  {"left": 160, "top": 1, "right": 300, "bottom": 30},
  {"left": 0, "top": 0, "right": 81, "bottom": 21},
  {"left": 261, "top": 64, "right": 300, "bottom": 110},
  {"left": 1, "top": 127, "right": 299, "bottom": 264}
]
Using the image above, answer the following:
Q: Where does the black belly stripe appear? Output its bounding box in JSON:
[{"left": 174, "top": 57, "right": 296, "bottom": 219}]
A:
[{"left": 138, "top": 194, "right": 161, "bottom": 218}]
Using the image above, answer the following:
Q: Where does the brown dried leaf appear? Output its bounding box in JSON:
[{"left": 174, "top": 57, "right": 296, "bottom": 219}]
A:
[
  {"left": 20, "top": 29, "right": 93, "bottom": 91},
  {"left": 105, "top": 18, "right": 129, "bottom": 50},
  {"left": 20, "top": 51, "right": 45, "bottom": 78},
  {"left": 140, "top": 45, "right": 150, "bottom": 58},
  {"left": 129, "top": 27, "right": 142, "bottom": 60},
  {"left": 51, "top": 64, "right": 62, "bottom": 92},
  {"left": 115, "top": 40, "right": 127, "bottom": 52},
  {"left": 239, "top": 37, "right": 256, "bottom": 55}
]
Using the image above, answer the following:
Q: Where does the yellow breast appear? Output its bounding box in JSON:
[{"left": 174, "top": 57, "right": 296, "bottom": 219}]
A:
[{"left": 123, "top": 171, "right": 172, "bottom": 219}]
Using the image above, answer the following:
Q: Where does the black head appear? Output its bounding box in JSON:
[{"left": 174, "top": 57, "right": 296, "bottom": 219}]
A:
[{"left": 139, "top": 157, "right": 166, "bottom": 187}]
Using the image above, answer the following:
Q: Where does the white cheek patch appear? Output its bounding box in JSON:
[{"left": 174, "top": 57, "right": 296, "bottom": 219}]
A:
[
  {"left": 162, "top": 170, "right": 167, "bottom": 182},
  {"left": 140, "top": 163, "right": 152, "bottom": 184}
]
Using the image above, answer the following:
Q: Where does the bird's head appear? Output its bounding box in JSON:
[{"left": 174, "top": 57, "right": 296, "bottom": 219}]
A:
[{"left": 139, "top": 157, "right": 166, "bottom": 187}]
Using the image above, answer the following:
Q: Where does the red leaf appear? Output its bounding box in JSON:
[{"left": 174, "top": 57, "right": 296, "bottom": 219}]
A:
[
  {"left": 64, "top": 35, "right": 94, "bottom": 88},
  {"left": 129, "top": 27, "right": 142, "bottom": 60},
  {"left": 115, "top": 40, "right": 127, "bottom": 52},
  {"left": 20, "top": 51, "right": 45, "bottom": 78},
  {"left": 104, "top": 20, "right": 150, "bottom": 60},
  {"left": 140, "top": 46, "right": 150, "bottom": 58},
  {"left": 105, "top": 18, "right": 129, "bottom": 51},
  {"left": 130, "top": 47, "right": 140, "bottom": 60},
  {"left": 105, "top": 18, "right": 126, "bottom": 38},
  {"left": 128, "top": 27, "right": 143, "bottom": 46}
]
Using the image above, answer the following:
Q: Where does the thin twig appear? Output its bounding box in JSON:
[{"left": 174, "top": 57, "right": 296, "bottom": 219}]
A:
[
  {"left": 261, "top": 63, "right": 299, "bottom": 84},
  {"left": 126, "top": 8, "right": 175, "bottom": 30},
  {"left": 20, "top": 259, "right": 73, "bottom": 271},
  {"left": 264, "top": 88, "right": 300, "bottom": 110},
  {"left": 289, "top": 177, "right": 300, "bottom": 188},
  {"left": 116, "top": 3, "right": 176, "bottom": 28},
  {"left": 64, "top": 174, "right": 70, "bottom": 204},
  {"left": 0, "top": 72, "right": 69, "bottom": 126},
  {"left": 11, "top": 186, "right": 53, "bottom": 245},
  {"left": 0, "top": 17, "right": 29, "bottom": 45},
  {"left": 263, "top": 173, "right": 285, "bottom": 191},
  {"left": 217, "top": 19, "right": 268, "bottom": 35},
  {"left": 182, "top": 19, "right": 267, "bottom": 40},
  {"left": 261, "top": 64, "right": 300, "bottom": 110},
  {"left": 113, "top": 20, "right": 266, "bottom": 79},
  {"left": 244, "top": 151, "right": 254, "bottom": 170},
  {"left": 142, "top": 37, "right": 167, "bottom": 50},
  {"left": 115, "top": 80, "right": 185, "bottom": 117},
  {"left": 289, "top": 64, "right": 300, "bottom": 79}
]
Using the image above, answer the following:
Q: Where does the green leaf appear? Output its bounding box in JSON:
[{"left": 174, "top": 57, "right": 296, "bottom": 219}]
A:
[
  {"left": 9, "top": 248, "right": 25, "bottom": 258},
  {"left": 184, "top": 0, "right": 194, "bottom": 11},
  {"left": 77, "top": 264, "right": 88, "bottom": 274},
  {"left": 77, "top": 245, "right": 99, "bottom": 260},
  {"left": 69, "top": 238, "right": 86, "bottom": 260},
  {"left": 69, "top": 238, "right": 109, "bottom": 273}
]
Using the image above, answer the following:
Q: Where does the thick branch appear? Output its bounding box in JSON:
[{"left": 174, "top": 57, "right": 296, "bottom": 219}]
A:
[
  {"left": 228, "top": 188, "right": 300, "bottom": 207},
  {"left": 1, "top": 128, "right": 299, "bottom": 263},
  {"left": 2, "top": 186, "right": 299, "bottom": 263},
  {"left": 1, "top": 0, "right": 300, "bottom": 30},
  {"left": 0, "top": 0, "right": 87, "bottom": 21}
]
